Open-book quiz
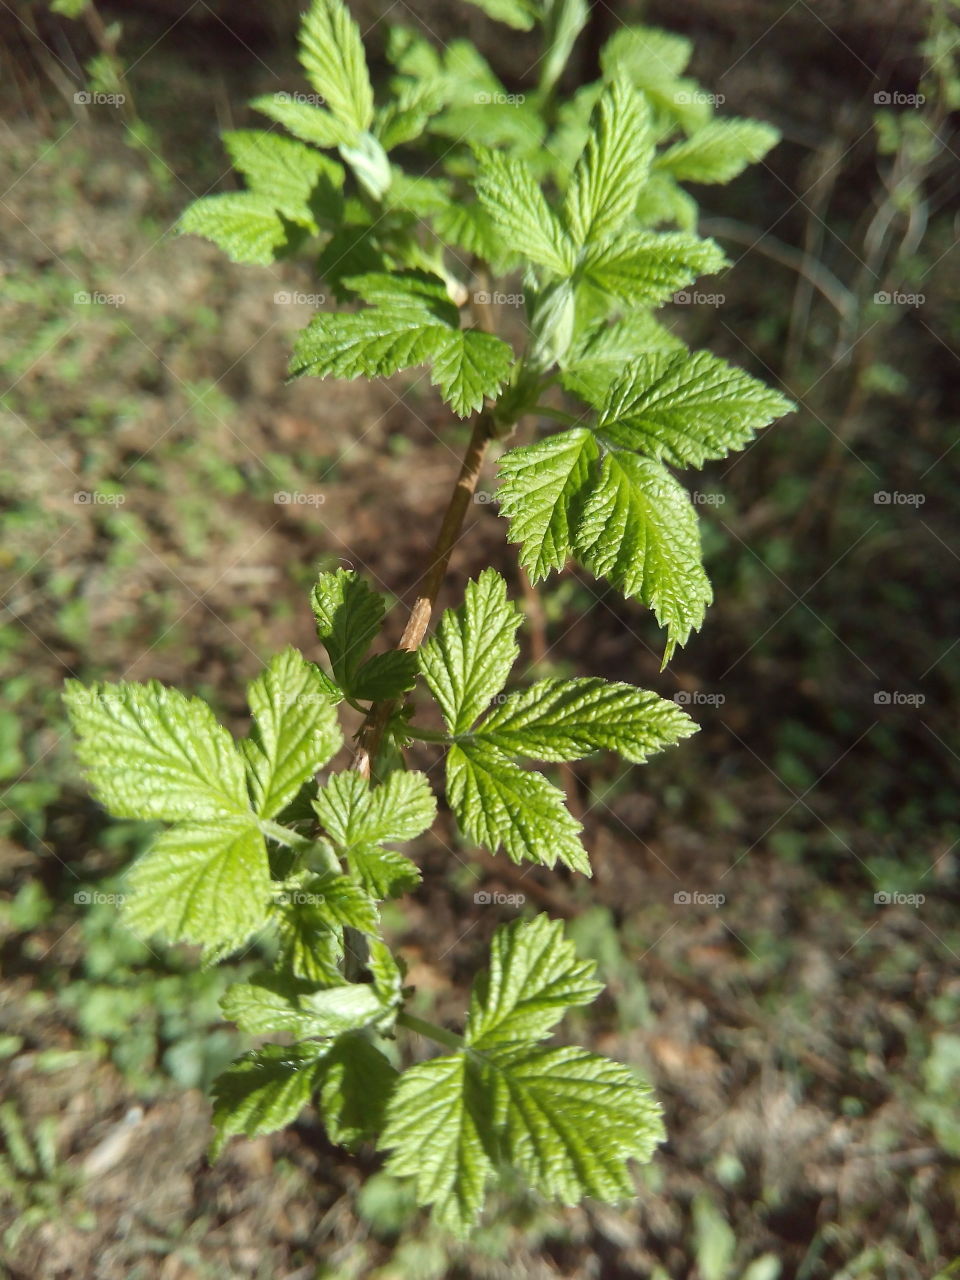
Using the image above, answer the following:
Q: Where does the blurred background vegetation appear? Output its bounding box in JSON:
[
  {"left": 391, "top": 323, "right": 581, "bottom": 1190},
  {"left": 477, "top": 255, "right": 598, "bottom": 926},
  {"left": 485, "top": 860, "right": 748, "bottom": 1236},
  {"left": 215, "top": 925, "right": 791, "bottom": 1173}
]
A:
[{"left": 1, "top": 0, "right": 959, "bottom": 1275}]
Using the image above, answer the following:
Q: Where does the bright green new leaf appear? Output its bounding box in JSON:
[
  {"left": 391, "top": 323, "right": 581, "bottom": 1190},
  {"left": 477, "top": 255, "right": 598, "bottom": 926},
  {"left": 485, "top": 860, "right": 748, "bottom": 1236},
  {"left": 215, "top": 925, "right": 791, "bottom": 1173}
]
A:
[
  {"left": 179, "top": 193, "right": 290, "bottom": 266},
  {"left": 290, "top": 271, "right": 514, "bottom": 417},
  {"left": 446, "top": 740, "right": 589, "bottom": 874},
  {"left": 64, "top": 679, "right": 249, "bottom": 822},
  {"left": 210, "top": 1043, "right": 326, "bottom": 1159},
  {"left": 466, "top": 914, "right": 601, "bottom": 1047},
  {"left": 222, "top": 130, "right": 342, "bottom": 229},
  {"left": 574, "top": 451, "right": 712, "bottom": 661},
  {"left": 313, "top": 770, "right": 435, "bottom": 898},
  {"left": 304, "top": 870, "right": 380, "bottom": 934},
  {"left": 310, "top": 568, "right": 415, "bottom": 701},
  {"left": 419, "top": 568, "right": 522, "bottom": 734},
  {"left": 600, "top": 24, "right": 692, "bottom": 82},
  {"left": 242, "top": 647, "right": 342, "bottom": 819},
  {"left": 460, "top": 0, "right": 538, "bottom": 27},
  {"left": 564, "top": 77, "right": 653, "bottom": 247},
  {"left": 561, "top": 311, "right": 685, "bottom": 407},
  {"left": 298, "top": 0, "right": 374, "bottom": 134},
  {"left": 478, "top": 676, "right": 697, "bottom": 762},
  {"left": 582, "top": 230, "right": 727, "bottom": 304},
  {"left": 223, "top": 971, "right": 394, "bottom": 1039},
  {"left": 475, "top": 149, "right": 575, "bottom": 276},
  {"left": 655, "top": 118, "right": 780, "bottom": 184},
  {"left": 596, "top": 350, "right": 795, "bottom": 467},
  {"left": 381, "top": 916, "right": 664, "bottom": 1232},
  {"left": 317, "top": 1032, "right": 398, "bottom": 1148},
  {"left": 497, "top": 429, "right": 599, "bottom": 582},
  {"left": 250, "top": 93, "right": 351, "bottom": 148},
  {"left": 123, "top": 818, "right": 270, "bottom": 951}
]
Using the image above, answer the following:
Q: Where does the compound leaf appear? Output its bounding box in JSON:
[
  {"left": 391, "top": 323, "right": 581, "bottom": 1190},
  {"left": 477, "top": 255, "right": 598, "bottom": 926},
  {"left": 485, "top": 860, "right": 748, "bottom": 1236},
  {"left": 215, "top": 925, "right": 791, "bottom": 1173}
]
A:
[
  {"left": 564, "top": 76, "right": 653, "bottom": 247},
  {"left": 475, "top": 149, "right": 575, "bottom": 276},
  {"left": 64, "top": 679, "right": 249, "bottom": 822},
  {"left": 497, "top": 428, "right": 599, "bottom": 582},
  {"left": 446, "top": 740, "right": 589, "bottom": 874},
  {"left": 655, "top": 118, "right": 779, "bottom": 184},
  {"left": 242, "top": 647, "right": 342, "bottom": 819},
  {"left": 298, "top": 0, "right": 374, "bottom": 134},
  {"left": 123, "top": 818, "right": 270, "bottom": 952},
  {"left": 574, "top": 451, "right": 712, "bottom": 661},
  {"left": 478, "top": 676, "right": 697, "bottom": 762},
  {"left": 597, "top": 350, "right": 795, "bottom": 467}
]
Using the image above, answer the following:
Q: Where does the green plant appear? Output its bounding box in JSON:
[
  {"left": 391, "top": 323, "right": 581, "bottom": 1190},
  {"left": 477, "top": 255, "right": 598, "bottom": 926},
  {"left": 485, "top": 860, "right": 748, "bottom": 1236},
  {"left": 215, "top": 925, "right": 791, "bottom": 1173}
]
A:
[{"left": 63, "top": 0, "right": 793, "bottom": 1235}]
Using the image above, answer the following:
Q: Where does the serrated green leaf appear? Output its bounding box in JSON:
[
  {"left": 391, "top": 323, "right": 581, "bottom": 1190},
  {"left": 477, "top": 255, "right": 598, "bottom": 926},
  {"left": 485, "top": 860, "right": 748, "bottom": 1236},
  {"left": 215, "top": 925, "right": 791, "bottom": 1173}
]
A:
[
  {"left": 307, "top": 870, "right": 380, "bottom": 934},
  {"left": 298, "top": 0, "right": 374, "bottom": 134},
  {"left": 419, "top": 568, "right": 522, "bottom": 734},
  {"left": 583, "top": 231, "right": 727, "bottom": 304},
  {"left": 564, "top": 77, "right": 653, "bottom": 247},
  {"left": 475, "top": 149, "right": 575, "bottom": 276},
  {"left": 446, "top": 741, "right": 589, "bottom": 874},
  {"left": 573, "top": 451, "right": 712, "bottom": 661},
  {"left": 290, "top": 271, "right": 514, "bottom": 417},
  {"left": 655, "top": 118, "right": 779, "bottom": 184},
  {"left": 222, "top": 130, "right": 342, "bottom": 230},
  {"left": 179, "top": 193, "right": 289, "bottom": 266},
  {"left": 478, "top": 676, "right": 697, "bottom": 762},
  {"left": 497, "top": 429, "right": 598, "bottom": 582},
  {"left": 467, "top": 914, "right": 601, "bottom": 1048},
  {"left": 375, "top": 81, "right": 445, "bottom": 150},
  {"left": 561, "top": 311, "right": 685, "bottom": 407},
  {"left": 223, "top": 971, "right": 391, "bottom": 1039},
  {"left": 313, "top": 770, "right": 435, "bottom": 899},
  {"left": 601, "top": 24, "right": 692, "bottom": 82},
  {"left": 250, "top": 93, "right": 351, "bottom": 148},
  {"left": 275, "top": 901, "right": 343, "bottom": 984},
  {"left": 123, "top": 818, "right": 269, "bottom": 951},
  {"left": 634, "top": 172, "right": 699, "bottom": 231},
  {"left": 596, "top": 350, "right": 795, "bottom": 467},
  {"left": 317, "top": 1032, "right": 398, "bottom": 1147},
  {"left": 242, "top": 647, "right": 342, "bottom": 819},
  {"left": 381, "top": 916, "right": 664, "bottom": 1232},
  {"left": 210, "top": 1043, "right": 326, "bottom": 1159},
  {"left": 64, "top": 679, "right": 249, "bottom": 822},
  {"left": 310, "top": 569, "right": 385, "bottom": 695}
]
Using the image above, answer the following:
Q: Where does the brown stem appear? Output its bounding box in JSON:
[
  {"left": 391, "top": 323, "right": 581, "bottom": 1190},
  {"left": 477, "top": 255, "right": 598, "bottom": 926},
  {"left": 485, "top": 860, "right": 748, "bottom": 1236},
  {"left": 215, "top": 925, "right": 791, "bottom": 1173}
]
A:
[{"left": 351, "top": 409, "right": 496, "bottom": 778}]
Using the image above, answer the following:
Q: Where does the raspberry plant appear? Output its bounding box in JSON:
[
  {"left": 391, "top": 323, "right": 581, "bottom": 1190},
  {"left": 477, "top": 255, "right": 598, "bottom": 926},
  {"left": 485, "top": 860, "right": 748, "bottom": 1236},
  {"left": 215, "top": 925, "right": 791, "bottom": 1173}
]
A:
[{"left": 64, "top": 0, "right": 793, "bottom": 1235}]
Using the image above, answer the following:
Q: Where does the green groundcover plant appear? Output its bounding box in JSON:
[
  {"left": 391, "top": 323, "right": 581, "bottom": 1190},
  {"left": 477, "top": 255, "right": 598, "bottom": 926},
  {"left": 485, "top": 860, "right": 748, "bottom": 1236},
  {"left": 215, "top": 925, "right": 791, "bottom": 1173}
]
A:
[{"left": 64, "top": 0, "right": 793, "bottom": 1234}]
